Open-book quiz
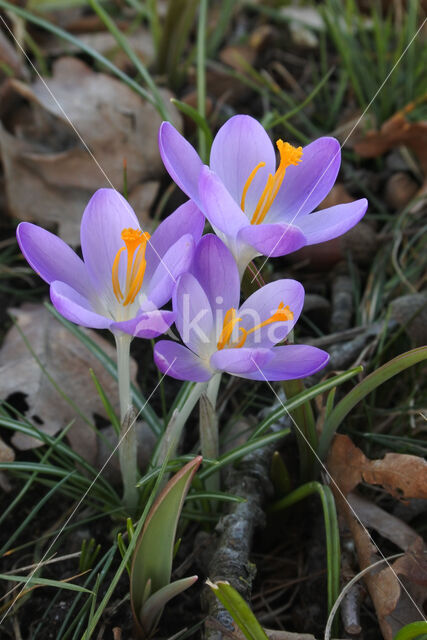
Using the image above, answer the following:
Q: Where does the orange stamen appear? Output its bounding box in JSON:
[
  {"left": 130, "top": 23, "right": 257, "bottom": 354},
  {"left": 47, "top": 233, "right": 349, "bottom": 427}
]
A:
[
  {"left": 112, "top": 229, "right": 151, "bottom": 306},
  {"left": 217, "top": 308, "right": 241, "bottom": 350},
  {"left": 250, "top": 140, "right": 302, "bottom": 225},
  {"left": 240, "top": 161, "right": 266, "bottom": 211},
  {"left": 217, "top": 302, "right": 293, "bottom": 350}
]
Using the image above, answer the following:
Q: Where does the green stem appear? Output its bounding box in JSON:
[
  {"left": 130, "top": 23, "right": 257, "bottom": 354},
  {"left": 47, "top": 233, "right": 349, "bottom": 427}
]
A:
[
  {"left": 115, "top": 333, "right": 139, "bottom": 513},
  {"left": 206, "top": 373, "right": 221, "bottom": 410},
  {"left": 197, "top": 0, "right": 208, "bottom": 162},
  {"left": 155, "top": 381, "right": 208, "bottom": 465}
]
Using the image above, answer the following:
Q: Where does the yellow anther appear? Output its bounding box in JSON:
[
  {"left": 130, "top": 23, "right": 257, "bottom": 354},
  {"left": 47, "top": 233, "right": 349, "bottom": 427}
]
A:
[
  {"left": 249, "top": 140, "right": 302, "bottom": 225},
  {"left": 217, "top": 308, "right": 241, "bottom": 350},
  {"left": 217, "top": 302, "right": 293, "bottom": 350},
  {"left": 111, "top": 228, "right": 151, "bottom": 306},
  {"left": 240, "top": 161, "right": 266, "bottom": 211}
]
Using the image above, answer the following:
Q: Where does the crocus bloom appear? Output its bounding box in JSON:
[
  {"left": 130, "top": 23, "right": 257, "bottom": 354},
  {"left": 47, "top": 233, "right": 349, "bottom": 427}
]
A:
[
  {"left": 154, "top": 235, "right": 329, "bottom": 382},
  {"left": 17, "top": 189, "right": 204, "bottom": 338},
  {"left": 159, "top": 115, "right": 368, "bottom": 276}
]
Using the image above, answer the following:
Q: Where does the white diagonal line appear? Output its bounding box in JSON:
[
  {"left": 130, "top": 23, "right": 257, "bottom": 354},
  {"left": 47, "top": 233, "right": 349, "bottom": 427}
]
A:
[
  {"left": 250, "top": 357, "right": 427, "bottom": 622},
  {"left": 0, "top": 359, "right": 176, "bottom": 623},
  {"left": 250, "top": 17, "right": 427, "bottom": 283},
  {"left": 0, "top": 14, "right": 177, "bottom": 284}
]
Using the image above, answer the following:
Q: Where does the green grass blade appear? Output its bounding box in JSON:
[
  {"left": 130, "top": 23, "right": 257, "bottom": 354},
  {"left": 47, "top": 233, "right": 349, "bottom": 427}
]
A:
[
  {"left": 0, "top": 573, "right": 92, "bottom": 594},
  {"left": 45, "top": 304, "right": 161, "bottom": 436},
  {"left": 88, "top": 0, "right": 169, "bottom": 120},
  {"left": 318, "top": 347, "right": 427, "bottom": 459},
  {"left": 251, "top": 366, "right": 363, "bottom": 440},
  {"left": 207, "top": 579, "right": 268, "bottom": 640},
  {"left": 270, "top": 482, "right": 340, "bottom": 631},
  {"left": 0, "top": 0, "right": 162, "bottom": 111},
  {"left": 394, "top": 622, "right": 427, "bottom": 640}
]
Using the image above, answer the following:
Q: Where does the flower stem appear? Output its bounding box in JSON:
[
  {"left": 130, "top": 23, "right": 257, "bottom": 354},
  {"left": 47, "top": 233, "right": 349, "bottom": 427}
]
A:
[
  {"left": 155, "top": 381, "right": 208, "bottom": 465},
  {"left": 115, "top": 333, "right": 139, "bottom": 513}
]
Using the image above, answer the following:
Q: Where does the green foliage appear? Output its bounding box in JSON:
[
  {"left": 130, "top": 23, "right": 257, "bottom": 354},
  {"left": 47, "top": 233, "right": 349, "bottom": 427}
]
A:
[
  {"left": 394, "top": 622, "right": 427, "bottom": 640},
  {"left": 318, "top": 347, "right": 427, "bottom": 459},
  {"left": 206, "top": 579, "right": 269, "bottom": 640},
  {"left": 130, "top": 457, "right": 201, "bottom": 637},
  {"left": 270, "top": 482, "right": 340, "bottom": 635},
  {"left": 322, "top": 0, "right": 427, "bottom": 124}
]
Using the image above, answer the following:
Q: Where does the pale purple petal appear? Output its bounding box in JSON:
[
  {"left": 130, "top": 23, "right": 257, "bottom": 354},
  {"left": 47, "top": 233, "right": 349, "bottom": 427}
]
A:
[
  {"left": 269, "top": 137, "right": 341, "bottom": 221},
  {"left": 241, "top": 345, "right": 329, "bottom": 381},
  {"left": 158, "top": 122, "right": 203, "bottom": 207},
  {"left": 80, "top": 189, "right": 140, "bottom": 306},
  {"left": 144, "top": 200, "right": 205, "bottom": 282},
  {"left": 190, "top": 234, "right": 240, "bottom": 317},
  {"left": 111, "top": 309, "right": 175, "bottom": 338},
  {"left": 16, "top": 223, "right": 92, "bottom": 299},
  {"left": 210, "top": 347, "right": 273, "bottom": 375},
  {"left": 238, "top": 279, "right": 304, "bottom": 348},
  {"left": 50, "top": 281, "right": 111, "bottom": 329},
  {"left": 146, "top": 234, "right": 196, "bottom": 308},
  {"left": 237, "top": 223, "right": 306, "bottom": 258},
  {"left": 209, "top": 115, "right": 276, "bottom": 212},
  {"left": 173, "top": 273, "right": 213, "bottom": 356},
  {"left": 154, "top": 341, "right": 212, "bottom": 382},
  {"left": 199, "top": 167, "right": 249, "bottom": 236},
  {"left": 296, "top": 199, "right": 368, "bottom": 245}
]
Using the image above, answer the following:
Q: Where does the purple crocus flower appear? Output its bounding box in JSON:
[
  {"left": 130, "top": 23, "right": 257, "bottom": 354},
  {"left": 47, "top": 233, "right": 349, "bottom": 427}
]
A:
[
  {"left": 17, "top": 188, "right": 204, "bottom": 338},
  {"left": 159, "top": 115, "right": 368, "bottom": 275},
  {"left": 154, "top": 235, "right": 329, "bottom": 382}
]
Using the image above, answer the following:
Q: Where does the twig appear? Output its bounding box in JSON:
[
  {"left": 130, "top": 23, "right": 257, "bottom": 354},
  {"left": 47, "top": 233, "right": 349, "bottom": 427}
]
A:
[{"left": 203, "top": 417, "right": 292, "bottom": 639}]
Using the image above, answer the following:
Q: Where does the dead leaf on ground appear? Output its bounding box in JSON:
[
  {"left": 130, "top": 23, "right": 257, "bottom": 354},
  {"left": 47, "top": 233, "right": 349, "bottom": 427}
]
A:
[
  {"left": 327, "top": 434, "right": 427, "bottom": 499},
  {"left": 0, "top": 304, "right": 137, "bottom": 465},
  {"left": 347, "top": 493, "right": 420, "bottom": 551},
  {"left": 354, "top": 109, "right": 427, "bottom": 175},
  {"left": 42, "top": 28, "right": 155, "bottom": 72},
  {"left": 0, "top": 435, "right": 14, "bottom": 462},
  {"left": 335, "top": 491, "right": 426, "bottom": 640},
  {"left": 0, "top": 57, "right": 179, "bottom": 245}
]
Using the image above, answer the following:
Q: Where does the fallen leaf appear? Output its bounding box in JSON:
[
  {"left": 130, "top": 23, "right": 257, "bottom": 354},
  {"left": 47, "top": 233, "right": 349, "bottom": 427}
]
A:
[
  {"left": 327, "top": 434, "right": 427, "bottom": 499},
  {"left": 337, "top": 494, "right": 426, "bottom": 640},
  {"left": 42, "top": 28, "right": 155, "bottom": 70},
  {"left": 0, "top": 435, "right": 14, "bottom": 462},
  {"left": 354, "top": 109, "right": 427, "bottom": 175},
  {"left": 0, "top": 57, "right": 179, "bottom": 245},
  {"left": 0, "top": 304, "right": 137, "bottom": 465},
  {"left": 347, "top": 493, "right": 419, "bottom": 551}
]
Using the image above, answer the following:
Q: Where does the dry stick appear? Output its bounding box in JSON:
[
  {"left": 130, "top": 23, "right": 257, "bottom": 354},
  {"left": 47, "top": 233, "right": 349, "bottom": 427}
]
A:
[{"left": 203, "top": 416, "right": 292, "bottom": 639}]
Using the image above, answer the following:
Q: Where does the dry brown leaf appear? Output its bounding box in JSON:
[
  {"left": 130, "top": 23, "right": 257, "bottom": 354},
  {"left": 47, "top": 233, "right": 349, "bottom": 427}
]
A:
[
  {"left": 328, "top": 434, "right": 427, "bottom": 499},
  {"left": 336, "top": 490, "right": 426, "bottom": 640},
  {"left": 347, "top": 493, "right": 419, "bottom": 551},
  {"left": 42, "top": 28, "right": 155, "bottom": 70},
  {"left": 0, "top": 57, "right": 179, "bottom": 245},
  {"left": 0, "top": 435, "right": 14, "bottom": 462},
  {"left": 354, "top": 110, "right": 427, "bottom": 175},
  {"left": 0, "top": 304, "right": 136, "bottom": 465}
]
